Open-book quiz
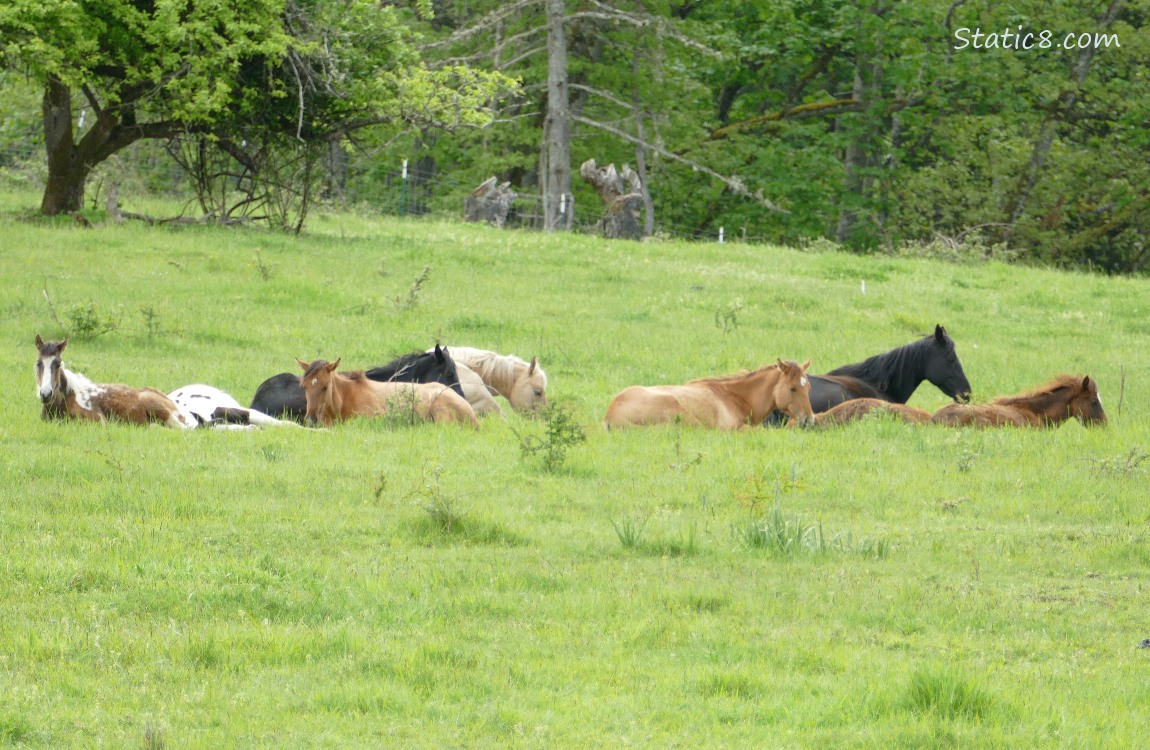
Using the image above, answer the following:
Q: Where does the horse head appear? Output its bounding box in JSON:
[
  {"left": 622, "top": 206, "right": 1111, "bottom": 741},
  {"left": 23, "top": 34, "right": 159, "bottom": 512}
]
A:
[
  {"left": 1068, "top": 375, "right": 1107, "bottom": 426},
  {"left": 924, "top": 324, "right": 972, "bottom": 403},
  {"left": 35, "top": 334, "right": 68, "bottom": 404},
  {"left": 773, "top": 358, "right": 816, "bottom": 427},
  {"left": 509, "top": 356, "right": 547, "bottom": 412},
  {"left": 297, "top": 357, "right": 342, "bottom": 426}
]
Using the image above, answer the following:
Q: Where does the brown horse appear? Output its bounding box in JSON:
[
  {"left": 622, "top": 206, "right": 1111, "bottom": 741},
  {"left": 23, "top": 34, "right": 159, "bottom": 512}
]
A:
[
  {"left": 297, "top": 358, "right": 479, "bottom": 429},
  {"left": 931, "top": 375, "right": 1107, "bottom": 428},
  {"left": 816, "top": 397, "right": 932, "bottom": 426},
  {"left": 34, "top": 335, "right": 196, "bottom": 428},
  {"left": 604, "top": 359, "right": 815, "bottom": 430}
]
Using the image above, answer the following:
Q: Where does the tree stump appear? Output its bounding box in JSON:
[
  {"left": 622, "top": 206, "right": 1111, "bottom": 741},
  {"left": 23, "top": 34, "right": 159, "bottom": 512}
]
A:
[
  {"left": 579, "top": 159, "right": 646, "bottom": 240},
  {"left": 464, "top": 176, "right": 517, "bottom": 228}
]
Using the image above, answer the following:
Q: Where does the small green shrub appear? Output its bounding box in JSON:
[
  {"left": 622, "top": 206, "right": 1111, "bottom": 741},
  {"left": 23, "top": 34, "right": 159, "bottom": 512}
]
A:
[{"left": 516, "top": 403, "right": 587, "bottom": 472}]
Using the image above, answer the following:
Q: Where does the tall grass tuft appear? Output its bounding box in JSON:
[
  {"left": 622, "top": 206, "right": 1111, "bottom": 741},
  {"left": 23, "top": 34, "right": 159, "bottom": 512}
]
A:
[
  {"left": 904, "top": 665, "right": 996, "bottom": 720},
  {"left": 734, "top": 505, "right": 889, "bottom": 558}
]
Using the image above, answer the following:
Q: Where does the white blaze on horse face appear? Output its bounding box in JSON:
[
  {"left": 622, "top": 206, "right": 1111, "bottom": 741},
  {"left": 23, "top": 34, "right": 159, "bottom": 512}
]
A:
[
  {"left": 36, "top": 356, "right": 55, "bottom": 399},
  {"left": 800, "top": 376, "right": 809, "bottom": 388}
]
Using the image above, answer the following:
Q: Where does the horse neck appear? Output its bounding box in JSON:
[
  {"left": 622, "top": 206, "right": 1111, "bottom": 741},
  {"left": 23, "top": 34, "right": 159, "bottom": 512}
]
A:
[
  {"left": 704, "top": 367, "right": 778, "bottom": 422},
  {"left": 458, "top": 350, "right": 521, "bottom": 399},
  {"left": 993, "top": 386, "right": 1073, "bottom": 425},
  {"left": 57, "top": 367, "right": 102, "bottom": 418},
  {"left": 827, "top": 338, "right": 928, "bottom": 402}
]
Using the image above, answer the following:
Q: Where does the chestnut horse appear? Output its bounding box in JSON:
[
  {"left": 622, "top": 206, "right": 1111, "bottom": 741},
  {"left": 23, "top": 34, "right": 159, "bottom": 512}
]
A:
[
  {"left": 931, "top": 375, "right": 1106, "bottom": 427},
  {"left": 35, "top": 335, "right": 196, "bottom": 428},
  {"left": 816, "top": 397, "right": 932, "bottom": 426},
  {"left": 604, "top": 359, "right": 815, "bottom": 430},
  {"left": 297, "top": 358, "right": 479, "bottom": 429}
]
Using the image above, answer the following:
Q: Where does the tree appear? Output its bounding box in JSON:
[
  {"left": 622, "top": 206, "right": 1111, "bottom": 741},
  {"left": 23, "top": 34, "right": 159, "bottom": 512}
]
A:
[{"left": 0, "top": 0, "right": 513, "bottom": 219}]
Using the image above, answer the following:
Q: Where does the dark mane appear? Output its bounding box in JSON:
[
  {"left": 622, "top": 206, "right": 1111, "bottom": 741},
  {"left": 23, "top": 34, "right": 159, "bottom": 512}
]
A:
[
  {"left": 301, "top": 360, "right": 330, "bottom": 380},
  {"left": 365, "top": 347, "right": 464, "bottom": 398},
  {"left": 38, "top": 340, "right": 67, "bottom": 357},
  {"left": 827, "top": 334, "right": 941, "bottom": 403}
]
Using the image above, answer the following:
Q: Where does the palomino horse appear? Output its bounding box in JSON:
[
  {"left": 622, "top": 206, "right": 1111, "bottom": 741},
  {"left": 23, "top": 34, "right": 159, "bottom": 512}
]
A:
[
  {"left": 297, "top": 358, "right": 479, "bottom": 429},
  {"left": 168, "top": 384, "right": 299, "bottom": 429},
  {"left": 931, "top": 375, "right": 1106, "bottom": 428},
  {"left": 604, "top": 359, "right": 815, "bottom": 430},
  {"left": 766, "top": 325, "right": 972, "bottom": 424},
  {"left": 251, "top": 345, "right": 464, "bottom": 422},
  {"left": 34, "top": 335, "right": 196, "bottom": 428},
  {"left": 433, "top": 346, "right": 547, "bottom": 412},
  {"left": 816, "top": 397, "right": 933, "bottom": 426}
]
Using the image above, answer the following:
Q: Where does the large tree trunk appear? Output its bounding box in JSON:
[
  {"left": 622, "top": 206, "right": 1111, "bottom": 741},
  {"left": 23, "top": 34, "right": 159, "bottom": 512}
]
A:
[
  {"left": 40, "top": 76, "right": 89, "bottom": 215},
  {"left": 541, "top": 0, "right": 572, "bottom": 231}
]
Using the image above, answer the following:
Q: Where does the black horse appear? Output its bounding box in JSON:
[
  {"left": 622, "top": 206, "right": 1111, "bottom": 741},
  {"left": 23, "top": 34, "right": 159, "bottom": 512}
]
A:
[
  {"left": 766, "top": 325, "right": 972, "bottom": 424},
  {"left": 250, "top": 344, "right": 465, "bottom": 422}
]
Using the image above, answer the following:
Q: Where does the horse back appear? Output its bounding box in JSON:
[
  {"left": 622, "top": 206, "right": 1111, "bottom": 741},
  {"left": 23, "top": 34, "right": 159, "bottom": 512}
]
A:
[
  {"left": 818, "top": 397, "right": 930, "bottom": 426},
  {"left": 931, "top": 403, "right": 1033, "bottom": 427},
  {"left": 605, "top": 384, "right": 738, "bottom": 429},
  {"left": 810, "top": 375, "right": 886, "bottom": 411},
  {"left": 250, "top": 372, "right": 307, "bottom": 422}
]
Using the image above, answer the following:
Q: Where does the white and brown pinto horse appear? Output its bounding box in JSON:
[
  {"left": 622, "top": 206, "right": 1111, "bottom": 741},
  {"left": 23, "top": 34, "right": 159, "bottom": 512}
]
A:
[
  {"left": 35, "top": 335, "right": 196, "bottom": 428},
  {"left": 434, "top": 346, "right": 547, "bottom": 413},
  {"left": 167, "top": 384, "right": 299, "bottom": 429},
  {"left": 297, "top": 358, "right": 479, "bottom": 429},
  {"left": 604, "top": 359, "right": 816, "bottom": 430}
]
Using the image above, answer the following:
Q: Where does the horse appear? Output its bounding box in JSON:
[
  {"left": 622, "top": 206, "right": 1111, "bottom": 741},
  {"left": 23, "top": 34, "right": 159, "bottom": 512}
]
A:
[
  {"left": 432, "top": 346, "right": 547, "bottom": 412},
  {"left": 931, "top": 375, "right": 1106, "bottom": 428},
  {"left": 766, "top": 324, "right": 972, "bottom": 424},
  {"left": 297, "top": 358, "right": 479, "bottom": 429},
  {"left": 167, "top": 384, "right": 299, "bottom": 429},
  {"left": 34, "top": 335, "right": 196, "bottom": 428},
  {"left": 816, "top": 397, "right": 933, "bottom": 426},
  {"left": 455, "top": 363, "right": 505, "bottom": 417},
  {"left": 251, "top": 345, "right": 464, "bottom": 422},
  {"left": 604, "top": 359, "right": 816, "bottom": 430}
]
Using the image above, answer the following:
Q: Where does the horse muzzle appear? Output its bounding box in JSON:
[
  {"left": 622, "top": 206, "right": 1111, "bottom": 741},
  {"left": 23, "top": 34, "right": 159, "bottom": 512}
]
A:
[{"left": 954, "top": 390, "right": 972, "bottom": 404}]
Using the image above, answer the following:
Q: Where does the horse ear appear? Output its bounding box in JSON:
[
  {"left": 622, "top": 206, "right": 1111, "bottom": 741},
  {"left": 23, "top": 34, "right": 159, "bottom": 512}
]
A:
[
  {"left": 800, "top": 359, "right": 811, "bottom": 373},
  {"left": 327, "top": 358, "right": 341, "bottom": 372},
  {"left": 35, "top": 334, "right": 43, "bottom": 347},
  {"left": 296, "top": 358, "right": 310, "bottom": 371},
  {"left": 1082, "top": 375, "right": 1096, "bottom": 393},
  {"left": 528, "top": 356, "right": 538, "bottom": 375},
  {"left": 60, "top": 337, "right": 68, "bottom": 350},
  {"left": 434, "top": 344, "right": 446, "bottom": 362},
  {"left": 934, "top": 324, "right": 946, "bottom": 343}
]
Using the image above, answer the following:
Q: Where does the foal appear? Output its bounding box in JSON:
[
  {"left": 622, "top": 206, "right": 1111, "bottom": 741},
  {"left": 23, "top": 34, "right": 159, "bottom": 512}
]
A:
[
  {"left": 931, "top": 375, "right": 1107, "bottom": 427},
  {"left": 604, "top": 359, "right": 815, "bottom": 430},
  {"left": 35, "top": 335, "right": 195, "bottom": 428},
  {"left": 297, "top": 358, "right": 479, "bottom": 429}
]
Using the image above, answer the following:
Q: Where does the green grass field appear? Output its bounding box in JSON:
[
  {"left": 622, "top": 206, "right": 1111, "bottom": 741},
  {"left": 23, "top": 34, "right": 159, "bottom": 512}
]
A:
[{"left": 2, "top": 189, "right": 1148, "bottom": 748}]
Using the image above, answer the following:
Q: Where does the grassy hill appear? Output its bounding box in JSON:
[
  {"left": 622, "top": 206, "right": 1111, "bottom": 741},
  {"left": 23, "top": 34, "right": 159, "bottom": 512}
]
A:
[{"left": 1, "top": 189, "right": 1148, "bottom": 748}]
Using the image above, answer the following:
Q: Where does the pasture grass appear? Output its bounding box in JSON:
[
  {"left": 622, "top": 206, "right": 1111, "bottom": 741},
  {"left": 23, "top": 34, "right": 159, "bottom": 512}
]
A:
[{"left": 2, "top": 187, "right": 1149, "bottom": 747}]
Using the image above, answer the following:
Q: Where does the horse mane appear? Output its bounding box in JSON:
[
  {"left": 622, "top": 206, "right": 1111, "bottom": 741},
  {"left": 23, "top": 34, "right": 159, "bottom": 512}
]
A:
[
  {"left": 301, "top": 360, "right": 331, "bottom": 380},
  {"left": 688, "top": 363, "right": 777, "bottom": 386},
  {"left": 991, "top": 375, "right": 1080, "bottom": 407},
  {"left": 449, "top": 347, "right": 547, "bottom": 389},
  {"left": 826, "top": 333, "right": 941, "bottom": 401}
]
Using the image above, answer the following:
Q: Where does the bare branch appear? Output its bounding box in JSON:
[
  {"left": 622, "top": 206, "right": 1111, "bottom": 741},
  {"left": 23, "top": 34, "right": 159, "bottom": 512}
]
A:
[
  {"left": 571, "top": 114, "right": 786, "bottom": 212},
  {"left": 569, "top": 83, "right": 632, "bottom": 111},
  {"left": 418, "top": 0, "right": 541, "bottom": 51}
]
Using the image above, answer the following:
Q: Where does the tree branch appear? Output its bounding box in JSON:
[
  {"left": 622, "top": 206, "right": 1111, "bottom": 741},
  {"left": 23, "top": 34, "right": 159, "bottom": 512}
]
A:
[{"left": 571, "top": 113, "right": 786, "bottom": 212}]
